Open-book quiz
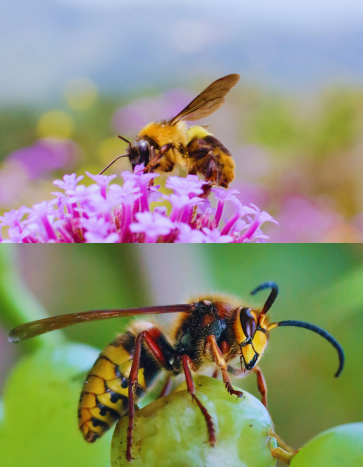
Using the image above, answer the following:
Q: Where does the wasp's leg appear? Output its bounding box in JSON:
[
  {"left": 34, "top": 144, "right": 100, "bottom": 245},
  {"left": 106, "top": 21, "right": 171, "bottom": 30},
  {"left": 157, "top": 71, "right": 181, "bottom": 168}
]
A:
[
  {"left": 227, "top": 365, "right": 244, "bottom": 377},
  {"left": 227, "top": 364, "right": 267, "bottom": 407},
  {"left": 181, "top": 355, "right": 216, "bottom": 446},
  {"left": 206, "top": 336, "right": 244, "bottom": 398},
  {"left": 127, "top": 330, "right": 172, "bottom": 462},
  {"left": 158, "top": 376, "right": 173, "bottom": 398},
  {"left": 252, "top": 366, "right": 268, "bottom": 408},
  {"left": 212, "top": 368, "right": 219, "bottom": 379}
]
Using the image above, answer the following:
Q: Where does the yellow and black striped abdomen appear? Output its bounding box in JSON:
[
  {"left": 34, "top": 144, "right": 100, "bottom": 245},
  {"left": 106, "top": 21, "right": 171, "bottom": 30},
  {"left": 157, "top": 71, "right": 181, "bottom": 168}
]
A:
[
  {"left": 78, "top": 330, "right": 163, "bottom": 442},
  {"left": 185, "top": 126, "right": 235, "bottom": 188}
]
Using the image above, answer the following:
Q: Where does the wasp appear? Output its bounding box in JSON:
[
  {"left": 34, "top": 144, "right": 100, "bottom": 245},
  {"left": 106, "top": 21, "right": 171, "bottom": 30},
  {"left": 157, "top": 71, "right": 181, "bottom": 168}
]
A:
[
  {"left": 100, "top": 74, "right": 240, "bottom": 188},
  {"left": 9, "top": 282, "right": 344, "bottom": 462}
]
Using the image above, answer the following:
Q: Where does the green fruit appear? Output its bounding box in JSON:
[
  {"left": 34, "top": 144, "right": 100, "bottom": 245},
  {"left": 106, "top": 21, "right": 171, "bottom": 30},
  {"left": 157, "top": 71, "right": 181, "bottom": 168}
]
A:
[
  {"left": 291, "top": 423, "right": 363, "bottom": 467},
  {"left": 0, "top": 344, "right": 112, "bottom": 467},
  {"left": 111, "top": 375, "right": 277, "bottom": 467}
]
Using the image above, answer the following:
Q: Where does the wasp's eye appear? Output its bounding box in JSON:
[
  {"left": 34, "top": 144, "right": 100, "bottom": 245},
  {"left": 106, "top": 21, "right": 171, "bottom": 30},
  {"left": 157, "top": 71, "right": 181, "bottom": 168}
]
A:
[{"left": 240, "top": 308, "right": 256, "bottom": 339}]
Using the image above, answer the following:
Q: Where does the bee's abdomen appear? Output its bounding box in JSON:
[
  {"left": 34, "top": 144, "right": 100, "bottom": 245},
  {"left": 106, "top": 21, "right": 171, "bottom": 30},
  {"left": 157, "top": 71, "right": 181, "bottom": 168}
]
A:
[
  {"left": 186, "top": 135, "right": 235, "bottom": 188},
  {"left": 78, "top": 331, "right": 161, "bottom": 442}
]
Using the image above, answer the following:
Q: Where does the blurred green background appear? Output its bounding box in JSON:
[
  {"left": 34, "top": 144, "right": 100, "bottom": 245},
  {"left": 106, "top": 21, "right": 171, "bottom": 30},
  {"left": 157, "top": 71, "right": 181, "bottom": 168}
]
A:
[
  {"left": 2, "top": 2, "right": 363, "bottom": 242},
  {"left": 0, "top": 245, "right": 362, "bottom": 466}
]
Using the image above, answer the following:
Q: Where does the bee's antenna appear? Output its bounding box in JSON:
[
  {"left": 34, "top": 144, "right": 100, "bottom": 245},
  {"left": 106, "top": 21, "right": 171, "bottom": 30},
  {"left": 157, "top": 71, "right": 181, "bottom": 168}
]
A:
[
  {"left": 250, "top": 282, "right": 279, "bottom": 315},
  {"left": 118, "top": 134, "right": 132, "bottom": 148},
  {"left": 99, "top": 154, "right": 128, "bottom": 175},
  {"left": 270, "top": 320, "right": 344, "bottom": 377},
  {"left": 117, "top": 135, "right": 130, "bottom": 143},
  {"left": 98, "top": 134, "right": 132, "bottom": 175}
]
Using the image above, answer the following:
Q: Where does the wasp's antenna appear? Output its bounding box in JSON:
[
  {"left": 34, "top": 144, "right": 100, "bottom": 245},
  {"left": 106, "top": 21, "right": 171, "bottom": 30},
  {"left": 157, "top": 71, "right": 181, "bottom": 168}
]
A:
[
  {"left": 99, "top": 154, "right": 129, "bottom": 175},
  {"left": 271, "top": 320, "right": 344, "bottom": 377},
  {"left": 251, "top": 282, "right": 279, "bottom": 315}
]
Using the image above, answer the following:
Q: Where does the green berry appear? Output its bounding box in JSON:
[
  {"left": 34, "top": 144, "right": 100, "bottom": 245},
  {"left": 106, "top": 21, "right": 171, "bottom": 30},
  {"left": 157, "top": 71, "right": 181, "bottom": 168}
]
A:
[
  {"left": 111, "top": 375, "right": 277, "bottom": 467},
  {"left": 291, "top": 423, "right": 363, "bottom": 467}
]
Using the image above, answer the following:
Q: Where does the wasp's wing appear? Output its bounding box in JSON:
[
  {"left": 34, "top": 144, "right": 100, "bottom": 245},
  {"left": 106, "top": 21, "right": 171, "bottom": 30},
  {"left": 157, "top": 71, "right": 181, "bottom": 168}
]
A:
[
  {"left": 9, "top": 304, "right": 193, "bottom": 343},
  {"left": 169, "top": 74, "right": 240, "bottom": 126}
]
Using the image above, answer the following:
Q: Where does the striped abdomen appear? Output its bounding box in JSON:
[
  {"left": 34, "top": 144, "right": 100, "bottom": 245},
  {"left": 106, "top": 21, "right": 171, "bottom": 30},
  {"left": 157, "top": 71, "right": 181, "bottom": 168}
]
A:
[
  {"left": 78, "top": 329, "right": 163, "bottom": 442},
  {"left": 186, "top": 130, "right": 235, "bottom": 188}
]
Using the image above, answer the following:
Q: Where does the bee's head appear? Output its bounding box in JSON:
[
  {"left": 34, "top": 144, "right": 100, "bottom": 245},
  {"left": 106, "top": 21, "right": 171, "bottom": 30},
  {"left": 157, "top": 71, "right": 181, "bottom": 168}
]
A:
[
  {"left": 98, "top": 135, "right": 149, "bottom": 176},
  {"left": 128, "top": 139, "right": 150, "bottom": 170},
  {"left": 235, "top": 282, "right": 344, "bottom": 377}
]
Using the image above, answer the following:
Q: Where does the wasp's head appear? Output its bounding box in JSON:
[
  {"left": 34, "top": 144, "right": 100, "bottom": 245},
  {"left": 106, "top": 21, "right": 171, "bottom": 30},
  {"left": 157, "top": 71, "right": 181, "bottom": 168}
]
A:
[
  {"left": 235, "top": 307, "right": 269, "bottom": 370},
  {"left": 235, "top": 281, "right": 345, "bottom": 377},
  {"left": 128, "top": 139, "right": 151, "bottom": 170}
]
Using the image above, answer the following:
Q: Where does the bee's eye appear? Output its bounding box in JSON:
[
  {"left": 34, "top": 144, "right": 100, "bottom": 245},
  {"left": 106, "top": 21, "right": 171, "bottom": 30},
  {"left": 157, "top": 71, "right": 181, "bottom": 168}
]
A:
[
  {"left": 138, "top": 140, "right": 149, "bottom": 157},
  {"left": 240, "top": 308, "right": 256, "bottom": 339}
]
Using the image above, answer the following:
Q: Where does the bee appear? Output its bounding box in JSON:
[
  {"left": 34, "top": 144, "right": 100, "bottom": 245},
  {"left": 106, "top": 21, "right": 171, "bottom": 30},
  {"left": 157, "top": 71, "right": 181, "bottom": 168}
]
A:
[
  {"left": 9, "top": 282, "right": 344, "bottom": 462},
  {"left": 100, "top": 74, "right": 240, "bottom": 188}
]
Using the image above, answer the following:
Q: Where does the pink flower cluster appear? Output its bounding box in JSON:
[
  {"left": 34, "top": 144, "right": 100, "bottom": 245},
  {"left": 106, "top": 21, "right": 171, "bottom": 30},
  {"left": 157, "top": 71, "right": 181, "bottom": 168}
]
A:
[{"left": 0, "top": 167, "right": 277, "bottom": 243}]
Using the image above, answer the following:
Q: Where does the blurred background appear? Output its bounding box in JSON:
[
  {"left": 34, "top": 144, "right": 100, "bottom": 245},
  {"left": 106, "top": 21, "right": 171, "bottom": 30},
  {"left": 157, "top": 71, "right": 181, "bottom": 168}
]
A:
[
  {"left": 1, "top": 1, "right": 363, "bottom": 241},
  {"left": 0, "top": 245, "right": 362, "bottom": 466}
]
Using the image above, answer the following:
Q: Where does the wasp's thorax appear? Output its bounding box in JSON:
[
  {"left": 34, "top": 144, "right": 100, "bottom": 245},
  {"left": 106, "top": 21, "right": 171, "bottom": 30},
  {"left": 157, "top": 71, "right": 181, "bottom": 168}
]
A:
[
  {"left": 172, "top": 297, "right": 271, "bottom": 373},
  {"left": 234, "top": 307, "right": 269, "bottom": 370}
]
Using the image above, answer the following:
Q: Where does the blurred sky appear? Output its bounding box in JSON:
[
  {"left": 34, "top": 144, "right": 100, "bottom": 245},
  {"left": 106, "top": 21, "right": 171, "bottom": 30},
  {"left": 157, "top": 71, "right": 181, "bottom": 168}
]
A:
[{"left": 2, "top": 0, "right": 363, "bottom": 103}]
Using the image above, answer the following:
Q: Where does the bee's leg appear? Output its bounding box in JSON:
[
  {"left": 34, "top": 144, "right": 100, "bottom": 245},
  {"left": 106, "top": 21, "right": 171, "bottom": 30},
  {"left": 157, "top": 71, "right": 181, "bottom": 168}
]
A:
[
  {"left": 145, "top": 144, "right": 178, "bottom": 174},
  {"left": 158, "top": 376, "right": 173, "bottom": 398},
  {"left": 181, "top": 355, "right": 216, "bottom": 446},
  {"left": 127, "top": 330, "right": 172, "bottom": 462},
  {"left": 160, "top": 143, "right": 175, "bottom": 153},
  {"left": 196, "top": 182, "right": 213, "bottom": 200},
  {"left": 204, "top": 151, "right": 220, "bottom": 184},
  {"left": 206, "top": 335, "right": 244, "bottom": 398},
  {"left": 187, "top": 150, "right": 219, "bottom": 185},
  {"left": 252, "top": 366, "right": 268, "bottom": 408},
  {"left": 187, "top": 135, "right": 233, "bottom": 187},
  {"left": 142, "top": 146, "right": 162, "bottom": 173}
]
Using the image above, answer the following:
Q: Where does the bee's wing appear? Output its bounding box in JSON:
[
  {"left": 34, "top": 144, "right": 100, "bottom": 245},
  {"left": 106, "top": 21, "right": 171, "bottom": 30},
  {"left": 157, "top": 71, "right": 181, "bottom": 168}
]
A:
[
  {"left": 169, "top": 74, "right": 240, "bottom": 125},
  {"left": 8, "top": 304, "right": 193, "bottom": 342}
]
